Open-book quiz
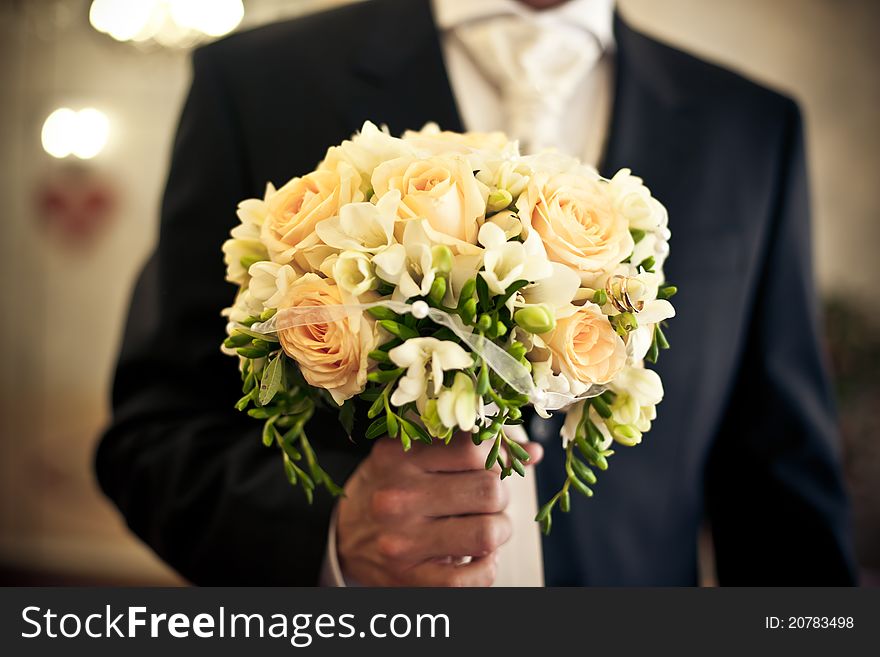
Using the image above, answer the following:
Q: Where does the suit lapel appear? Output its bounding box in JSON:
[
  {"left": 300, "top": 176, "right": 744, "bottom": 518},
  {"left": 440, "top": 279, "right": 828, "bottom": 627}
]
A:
[{"left": 339, "top": 0, "right": 463, "bottom": 137}]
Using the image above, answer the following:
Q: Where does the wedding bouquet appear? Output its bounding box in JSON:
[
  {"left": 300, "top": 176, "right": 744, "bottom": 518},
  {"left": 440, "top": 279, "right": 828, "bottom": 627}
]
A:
[{"left": 221, "top": 122, "right": 676, "bottom": 531}]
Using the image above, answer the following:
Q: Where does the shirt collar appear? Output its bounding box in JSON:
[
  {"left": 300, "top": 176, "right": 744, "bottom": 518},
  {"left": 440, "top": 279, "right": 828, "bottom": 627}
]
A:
[{"left": 432, "top": 0, "right": 616, "bottom": 51}]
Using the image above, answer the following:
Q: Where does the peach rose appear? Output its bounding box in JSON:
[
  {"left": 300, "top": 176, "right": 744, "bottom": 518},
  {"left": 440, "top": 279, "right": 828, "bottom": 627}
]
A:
[
  {"left": 518, "top": 171, "right": 633, "bottom": 284},
  {"left": 262, "top": 161, "right": 363, "bottom": 267},
  {"left": 276, "top": 274, "right": 374, "bottom": 405},
  {"left": 371, "top": 154, "right": 488, "bottom": 244},
  {"left": 545, "top": 304, "right": 626, "bottom": 386}
]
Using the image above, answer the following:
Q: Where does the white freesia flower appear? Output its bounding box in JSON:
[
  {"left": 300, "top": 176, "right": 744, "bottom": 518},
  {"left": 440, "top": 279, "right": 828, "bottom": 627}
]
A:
[
  {"left": 388, "top": 337, "right": 473, "bottom": 407},
  {"left": 247, "top": 261, "right": 298, "bottom": 309},
  {"left": 519, "top": 262, "right": 581, "bottom": 315},
  {"left": 477, "top": 158, "right": 532, "bottom": 205},
  {"left": 373, "top": 219, "right": 443, "bottom": 300},
  {"left": 324, "top": 250, "right": 376, "bottom": 297},
  {"left": 223, "top": 235, "right": 267, "bottom": 286},
  {"left": 531, "top": 355, "right": 576, "bottom": 418},
  {"left": 626, "top": 297, "right": 676, "bottom": 362},
  {"left": 486, "top": 209, "right": 523, "bottom": 240},
  {"left": 437, "top": 372, "right": 480, "bottom": 432},
  {"left": 605, "top": 366, "right": 665, "bottom": 442},
  {"left": 478, "top": 222, "right": 553, "bottom": 296},
  {"left": 608, "top": 168, "right": 668, "bottom": 232},
  {"left": 446, "top": 251, "right": 485, "bottom": 306},
  {"left": 236, "top": 182, "right": 275, "bottom": 227},
  {"left": 318, "top": 121, "right": 414, "bottom": 191},
  {"left": 315, "top": 190, "right": 399, "bottom": 253},
  {"left": 560, "top": 401, "right": 614, "bottom": 449},
  {"left": 221, "top": 289, "right": 263, "bottom": 326},
  {"left": 223, "top": 186, "right": 275, "bottom": 284}
]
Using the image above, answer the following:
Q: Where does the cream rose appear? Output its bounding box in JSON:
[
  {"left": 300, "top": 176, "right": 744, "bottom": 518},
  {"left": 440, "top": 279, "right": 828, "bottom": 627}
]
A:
[
  {"left": 403, "top": 122, "right": 513, "bottom": 154},
  {"left": 276, "top": 274, "right": 374, "bottom": 404},
  {"left": 545, "top": 304, "right": 626, "bottom": 386},
  {"left": 518, "top": 171, "right": 633, "bottom": 284},
  {"left": 371, "top": 154, "right": 488, "bottom": 244},
  {"left": 262, "top": 162, "right": 363, "bottom": 267}
]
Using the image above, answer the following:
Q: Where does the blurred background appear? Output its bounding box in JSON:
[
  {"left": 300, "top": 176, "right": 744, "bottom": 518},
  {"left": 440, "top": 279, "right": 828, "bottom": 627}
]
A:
[{"left": 0, "top": 0, "right": 877, "bottom": 585}]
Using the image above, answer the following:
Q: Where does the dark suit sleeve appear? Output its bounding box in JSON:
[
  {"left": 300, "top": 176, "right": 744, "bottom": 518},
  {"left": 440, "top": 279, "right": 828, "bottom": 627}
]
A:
[
  {"left": 95, "top": 47, "right": 368, "bottom": 585},
  {"left": 705, "top": 100, "right": 857, "bottom": 584}
]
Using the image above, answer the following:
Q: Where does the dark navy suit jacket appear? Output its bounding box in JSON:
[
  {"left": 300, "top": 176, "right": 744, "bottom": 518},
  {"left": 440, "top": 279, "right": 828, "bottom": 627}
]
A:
[{"left": 96, "top": 0, "right": 856, "bottom": 585}]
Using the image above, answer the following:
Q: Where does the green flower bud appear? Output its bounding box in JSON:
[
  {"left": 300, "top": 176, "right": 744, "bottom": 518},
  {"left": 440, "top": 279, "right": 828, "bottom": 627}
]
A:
[
  {"left": 422, "top": 399, "right": 450, "bottom": 439},
  {"left": 428, "top": 276, "right": 447, "bottom": 305},
  {"left": 514, "top": 304, "right": 556, "bottom": 334},
  {"left": 431, "top": 244, "right": 453, "bottom": 274},
  {"left": 462, "top": 298, "right": 478, "bottom": 324},
  {"left": 478, "top": 313, "right": 493, "bottom": 333},
  {"left": 612, "top": 423, "right": 642, "bottom": 446},
  {"left": 458, "top": 278, "right": 477, "bottom": 305},
  {"left": 487, "top": 188, "right": 513, "bottom": 212}
]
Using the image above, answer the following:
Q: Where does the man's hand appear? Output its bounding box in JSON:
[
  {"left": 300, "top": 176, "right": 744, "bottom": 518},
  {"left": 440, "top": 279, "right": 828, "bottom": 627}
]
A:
[{"left": 336, "top": 433, "right": 544, "bottom": 587}]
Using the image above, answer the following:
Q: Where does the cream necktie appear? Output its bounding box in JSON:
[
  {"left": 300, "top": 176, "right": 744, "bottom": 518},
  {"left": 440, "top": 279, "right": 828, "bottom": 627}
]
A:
[{"left": 455, "top": 14, "right": 601, "bottom": 154}]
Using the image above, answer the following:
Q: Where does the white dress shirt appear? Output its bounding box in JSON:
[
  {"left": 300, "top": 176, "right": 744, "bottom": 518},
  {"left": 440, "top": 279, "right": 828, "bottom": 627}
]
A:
[{"left": 322, "top": 0, "right": 617, "bottom": 587}]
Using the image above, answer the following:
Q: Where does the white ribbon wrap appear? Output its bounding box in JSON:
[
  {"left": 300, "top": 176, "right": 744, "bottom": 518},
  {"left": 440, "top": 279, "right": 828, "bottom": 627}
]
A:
[{"left": 248, "top": 300, "right": 603, "bottom": 413}]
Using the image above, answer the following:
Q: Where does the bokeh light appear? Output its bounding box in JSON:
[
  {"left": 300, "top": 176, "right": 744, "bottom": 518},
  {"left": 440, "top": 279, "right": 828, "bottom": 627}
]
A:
[
  {"left": 41, "top": 108, "right": 110, "bottom": 160},
  {"left": 89, "top": 0, "right": 244, "bottom": 47}
]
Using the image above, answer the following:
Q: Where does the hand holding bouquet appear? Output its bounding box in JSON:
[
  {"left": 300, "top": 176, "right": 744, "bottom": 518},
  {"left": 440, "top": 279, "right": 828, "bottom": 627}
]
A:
[{"left": 221, "top": 122, "right": 676, "bottom": 531}]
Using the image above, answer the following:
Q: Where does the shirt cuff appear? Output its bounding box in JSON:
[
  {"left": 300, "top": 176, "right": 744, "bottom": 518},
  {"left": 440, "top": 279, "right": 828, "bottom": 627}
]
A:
[{"left": 319, "top": 505, "right": 350, "bottom": 587}]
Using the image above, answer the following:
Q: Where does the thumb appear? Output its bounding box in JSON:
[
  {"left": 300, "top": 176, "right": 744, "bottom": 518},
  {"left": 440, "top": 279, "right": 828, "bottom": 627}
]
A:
[{"left": 521, "top": 440, "right": 544, "bottom": 466}]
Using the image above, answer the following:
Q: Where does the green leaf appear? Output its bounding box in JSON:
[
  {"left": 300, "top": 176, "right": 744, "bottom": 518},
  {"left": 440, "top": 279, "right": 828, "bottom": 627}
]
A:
[
  {"left": 365, "top": 417, "right": 388, "bottom": 441},
  {"left": 646, "top": 336, "right": 659, "bottom": 364},
  {"left": 367, "top": 306, "right": 401, "bottom": 321},
  {"left": 655, "top": 324, "right": 670, "bottom": 350},
  {"left": 386, "top": 412, "right": 399, "bottom": 438},
  {"left": 400, "top": 417, "right": 431, "bottom": 445},
  {"left": 475, "top": 274, "right": 491, "bottom": 311},
  {"left": 259, "top": 355, "right": 284, "bottom": 405},
  {"left": 630, "top": 228, "right": 646, "bottom": 244},
  {"left": 657, "top": 284, "right": 678, "bottom": 300},
  {"left": 495, "top": 279, "right": 529, "bottom": 310},
  {"left": 235, "top": 388, "right": 256, "bottom": 412},
  {"left": 338, "top": 400, "right": 355, "bottom": 438},
  {"left": 367, "top": 367, "right": 405, "bottom": 383},
  {"left": 359, "top": 388, "right": 382, "bottom": 402},
  {"left": 638, "top": 255, "right": 656, "bottom": 272},
  {"left": 378, "top": 320, "right": 419, "bottom": 340},
  {"left": 367, "top": 393, "right": 386, "bottom": 419},
  {"left": 368, "top": 349, "right": 391, "bottom": 363},
  {"left": 233, "top": 325, "right": 279, "bottom": 342},
  {"left": 399, "top": 426, "right": 412, "bottom": 451}
]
